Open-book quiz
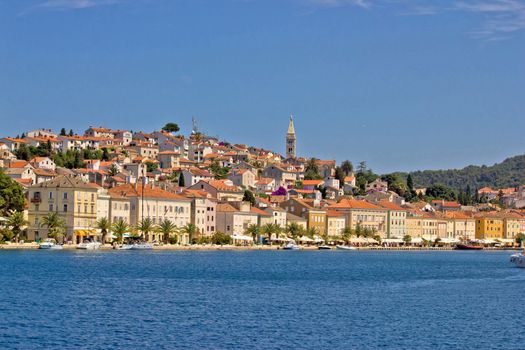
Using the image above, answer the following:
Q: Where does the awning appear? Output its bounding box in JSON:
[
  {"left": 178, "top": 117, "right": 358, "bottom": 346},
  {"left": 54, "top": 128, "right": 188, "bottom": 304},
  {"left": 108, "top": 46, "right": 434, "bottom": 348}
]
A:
[
  {"left": 299, "top": 236, "right": 314, "bottom": 242},
  {"left": 313, "top": 236, "right": 325, "bottom": 243},
  {"left": 232, "top": 234, "right": 252, "bottom": 241},
  {"left": 439, "top": 238, "right": 460, "bottom": 244},
  {"left": 383, "top": 238, "right": 404, "bottom": 244},
  {"left": 410, "top": 237, "right": 423, "bottom": 244}
]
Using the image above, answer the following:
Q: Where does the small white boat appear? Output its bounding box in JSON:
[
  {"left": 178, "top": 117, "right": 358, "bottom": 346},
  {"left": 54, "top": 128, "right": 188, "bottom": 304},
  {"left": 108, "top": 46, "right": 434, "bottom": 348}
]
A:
[
  {"left": 39, "top": 239, "right": 63, "bottom": 250},
  {"left": 118, "top": 244, "right": 134, "bottom": 250},
  {"left": 510, "top": 252, "right": 525, "bottom": 267},
  {"left": 283, "top": 240, "right": 300, "bottom": 250},
  {"left": 76, "top": 240, "right": 102, "bottom": 250},
  {"left": 129, "top": 243, "right": 153, "bottom": 250},
  {"left": 336, "top": 245, "right": 357, "bottom": 250}
]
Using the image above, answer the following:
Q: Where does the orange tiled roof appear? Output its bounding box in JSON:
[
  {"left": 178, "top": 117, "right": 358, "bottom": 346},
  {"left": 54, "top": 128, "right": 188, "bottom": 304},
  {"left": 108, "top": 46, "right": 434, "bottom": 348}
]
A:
[
  {"left": 377, "top": 200, "right": 405, "bottom": 211},
  {"left": 329, "top": 198, "right": 383, "bottom": 210},
  {"left": 9, "top": 161, "right": 30, "bottom": 168},
  {"left": 109, "top": 183, "right": 189, "bottom": 201},
  {"left": 302, "top": 179, "right": 324, "bottom": 186}
]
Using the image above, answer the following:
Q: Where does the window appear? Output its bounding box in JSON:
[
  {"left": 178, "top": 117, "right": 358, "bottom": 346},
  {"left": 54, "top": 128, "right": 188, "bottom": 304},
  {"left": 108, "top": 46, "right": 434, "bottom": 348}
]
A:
[
  {"left": 49, "top": 204, "right": 54, "bottom": 211},
  {"left": 49, "top": 192, "right": 53, "bottom": 199},
  {"left": 63, "top": 204, "right": 68, "bottom": 212},
  {"left": 63, "top": 193, "right": 68, "bottom": 200}
]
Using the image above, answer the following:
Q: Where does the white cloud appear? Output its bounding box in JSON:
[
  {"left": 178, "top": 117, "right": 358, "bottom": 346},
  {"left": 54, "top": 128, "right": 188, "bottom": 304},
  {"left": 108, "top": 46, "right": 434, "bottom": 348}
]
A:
[
  {"left": 34, "top": 0, "right": 120, "bottom": 10},
  {"left": 307, "top": 0, "right": 372, "bottom": 9}
]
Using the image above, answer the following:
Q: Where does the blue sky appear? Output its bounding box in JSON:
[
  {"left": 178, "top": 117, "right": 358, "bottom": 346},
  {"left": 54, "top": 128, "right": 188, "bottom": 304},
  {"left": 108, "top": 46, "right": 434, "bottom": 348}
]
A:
[{"left": 1, "top": 0, "right": 524, "bottom": 173}]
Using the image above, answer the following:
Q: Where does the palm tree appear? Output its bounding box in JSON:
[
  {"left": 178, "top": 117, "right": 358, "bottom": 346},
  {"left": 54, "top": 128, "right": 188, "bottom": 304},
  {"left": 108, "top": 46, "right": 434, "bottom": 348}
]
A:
[
  {"left": 95, "top": 217, "right": 111, "bottom": 244},
  {"left": 305, "top": 227, "right": 319, "bottom": 239},
  {"left": 245, "top": 224, "right": 259, "bottom": 244},
  {"left": 112, "top": 218, "right": 129, "bottom": 244},
  {"left": 158, "top": 219, "right": 178, "bottom": 244},
  {"left": 137, "top": 217, "right": 154, "bottom": 241},
  {"left": 6, "top": 210, "right": 28, "bottom": 243},
  {"left": 261, "top": 223, "right": 281, "bottom": 245},
  {"left": 285, "top": 222, "right": 303, "bottom": 240},
  {"left": 180, "top": 223, "right": 198, "bottom": 245},
  {"left": 41, "top": 212, "right": 66, "bottom": 243},
  {"left": 342, "top": 227, "right": 353, "bottom": 244}
]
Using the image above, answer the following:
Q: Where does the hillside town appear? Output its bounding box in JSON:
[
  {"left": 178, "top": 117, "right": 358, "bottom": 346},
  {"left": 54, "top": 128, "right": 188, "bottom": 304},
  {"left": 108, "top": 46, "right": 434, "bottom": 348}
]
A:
[{"left": 1, "top": 116, "right": 525, "bottom": 248}]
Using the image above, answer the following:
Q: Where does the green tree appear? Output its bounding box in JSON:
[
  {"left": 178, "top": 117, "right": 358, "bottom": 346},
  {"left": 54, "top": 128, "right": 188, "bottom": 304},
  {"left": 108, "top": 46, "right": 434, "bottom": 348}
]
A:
[
  {"left": 158, "top": 219, "right": 178, "bottom": 244},
  {"left": 112, "top": 218, "right": 129, "bottom": 244},
  {"left": 145, "top": 161, "right": 158, "bottom": 173},
  {"left": 304, "top": 158, "right": 322, "bottom": 180},
  {"left": 60, "top": 128, "right": 67, "bottom": 136},
  {"left": 162, "top": 123, "right": 180, "bottom": 133},
  {"left": 245, "top": 224, "right": 259, "bottom": 244},
  {"left": 242, "top": 190, "right": 256, "bottom": 206},
  {"left": 108, "top": 164, "right": 119, "bottom": 177},
  {"left": 403, "top": 235, "right": 412, "bottom": 245},
  {"left": 211, "top": 231, "right": 232, "bottom": 245},
  {"left": 41, "top": 212, "right": 66, "bottom": 243},
  {"left": 305, "top": 227, "right": 319, "bottom": 239},
  {"left": 178, "top": 173, "right": 186, "bottom": 187},
  {"left": 210, "top": 160, "right": 230, "bottom": 179},
  {"left": 6, "top": 210, "right": 28, "bottom": 243},
  {"left": 407, "top": 173, "right": 414, "bottom": 191},
  {"left": 137, "top": 218, "right": 154, "bottom": 241},
  {"left": 96, "top": 217, "right": 111, "bottom": 244},
  {"left": 425, "top": 184, "right": 457, "bottom": 201},
  {"left": 180, "top": 223, "right": 198, "bottom": 244},
  {"left": 0, "top": 170, "right": 25, "bottom": 216},
  {"left": 261, "top": 223, "right": 281, "bottom": 245},
  {"left": 342, "top": 227, "right": 353, "bottom": 244},
  {"left": 341, "top": 160, "right": 353, "bottom": 175},
  {"left": 285, "top": 222, "right": 303, "bottom": 240}
]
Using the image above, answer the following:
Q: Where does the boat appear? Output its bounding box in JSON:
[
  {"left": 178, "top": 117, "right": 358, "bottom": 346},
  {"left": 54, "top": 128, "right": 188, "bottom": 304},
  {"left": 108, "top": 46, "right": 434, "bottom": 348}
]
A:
[
  {"left": 129, "top": 242, "right": 153, "bottom": 250},
  {"left": 118, "top": 244, "right": 134, "bottom": 250},
  {"left": 336, "top": 245, "right": 357, "bottom": 250},
  {"left": 39, "top": 238, "right": 63, "bottom": 250},
  {"left": 283, "top": 240, "right": 300, "bottom": 250},
  {"left": 76, "top": 239, "right": 102, "bottom": 250},
  {"left": 510, "top": 252, "right": 525, "bottom": 267},
  {"left": 455, "top": 244, "right": 483, "bottom": 250},
  {"left": 318, "top": 245, "right": 332, "bottom": 250}
]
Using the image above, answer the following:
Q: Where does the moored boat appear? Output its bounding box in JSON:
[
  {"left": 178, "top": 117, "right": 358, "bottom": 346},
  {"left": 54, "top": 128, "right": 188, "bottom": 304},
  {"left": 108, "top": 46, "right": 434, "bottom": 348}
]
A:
[
  {"left": 455, "top": 244, "right": 483, "bottom": 250},
  {"left": 76, "top": 240, "right": 102, "bottom": 250},
  {"left": 129, "top": 242, "right": 153, "bottom": 250},
  {"left": 283, "top": 240, "right": 300, "bottom": 250},
  {"left": 336, "top": 245, "right": 357, "bottom": 250},
  {"left": 318, "top": 245, "right": 332, "bottom": 250},
  {"left": 39, "top": 238, "right": 63, "bottom": 250}
]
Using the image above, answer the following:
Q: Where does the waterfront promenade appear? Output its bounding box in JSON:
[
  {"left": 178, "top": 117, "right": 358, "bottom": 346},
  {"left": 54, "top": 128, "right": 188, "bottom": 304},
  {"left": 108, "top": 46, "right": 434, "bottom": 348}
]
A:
[{"left": 0, "top": 242, "right": 519, "bottom": 251}]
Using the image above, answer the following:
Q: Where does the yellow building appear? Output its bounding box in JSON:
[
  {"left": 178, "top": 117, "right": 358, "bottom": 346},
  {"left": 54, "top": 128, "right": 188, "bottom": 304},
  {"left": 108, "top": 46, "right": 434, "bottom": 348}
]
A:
[
  {"left": 475, "top": 214, "right": 504, "bottom": 240},
  {"left": 377, "top": 200, "right": 407, "bottom": 239},
  {"left": 27, "top": 175, "right": 99, "bottom": 243},
  {"left": 329, "top": 199, "right": 388, "bottom": 238},
  {"left": 406, "top": 211, "right": 423, "bottom": 238},
  {"left": 501, "top": 212, "right": 523, "bottom": 240},
  {"left": 280, "top": 198, "right": 326, "bottom": 235},
  {"left": 443, "top": 211, "right": 476, "bottom": 240},
  {"left": 326, "top": 210, "right": 346, "bottom": 238}
]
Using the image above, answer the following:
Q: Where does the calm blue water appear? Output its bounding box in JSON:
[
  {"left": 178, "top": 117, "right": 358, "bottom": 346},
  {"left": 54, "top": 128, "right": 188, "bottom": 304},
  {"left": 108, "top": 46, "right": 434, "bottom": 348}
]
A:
[{"left": 0, "top": 250, "right": 523, "bottom": 349}]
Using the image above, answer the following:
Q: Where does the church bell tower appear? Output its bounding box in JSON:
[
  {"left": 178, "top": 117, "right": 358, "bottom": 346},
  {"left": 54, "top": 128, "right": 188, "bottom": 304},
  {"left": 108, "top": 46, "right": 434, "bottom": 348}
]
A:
[{"left": 286, "top": 115, "right": 296, "bottom": 159}]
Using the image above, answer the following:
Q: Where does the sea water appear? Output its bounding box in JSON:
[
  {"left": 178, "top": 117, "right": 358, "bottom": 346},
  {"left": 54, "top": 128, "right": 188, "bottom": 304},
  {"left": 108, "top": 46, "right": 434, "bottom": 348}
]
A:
[{"left": 0, "top": 250, "right": 522, "bottom": 349}]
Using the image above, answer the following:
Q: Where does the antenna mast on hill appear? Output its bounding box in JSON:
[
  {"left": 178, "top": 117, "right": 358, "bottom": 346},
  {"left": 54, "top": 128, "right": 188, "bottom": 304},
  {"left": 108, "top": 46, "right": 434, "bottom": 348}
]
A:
[{"left": 191, "top": 117, "right": 199, "bottom": 135}]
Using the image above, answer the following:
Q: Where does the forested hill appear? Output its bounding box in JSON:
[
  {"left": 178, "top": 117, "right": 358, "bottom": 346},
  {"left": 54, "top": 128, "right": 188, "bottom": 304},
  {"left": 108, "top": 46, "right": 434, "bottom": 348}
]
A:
[{"left": 394, "top": 155, "right": 525, "bottom": 190}]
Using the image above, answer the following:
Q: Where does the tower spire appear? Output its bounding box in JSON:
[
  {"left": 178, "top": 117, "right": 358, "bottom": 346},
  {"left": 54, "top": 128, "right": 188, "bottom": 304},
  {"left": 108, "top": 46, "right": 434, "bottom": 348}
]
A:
[
  {"left": 287, "top": 114, "right": 295, "bottom": 134},
  {"left": 286, "top": 114, "right": 296, "bottom": 159}
]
